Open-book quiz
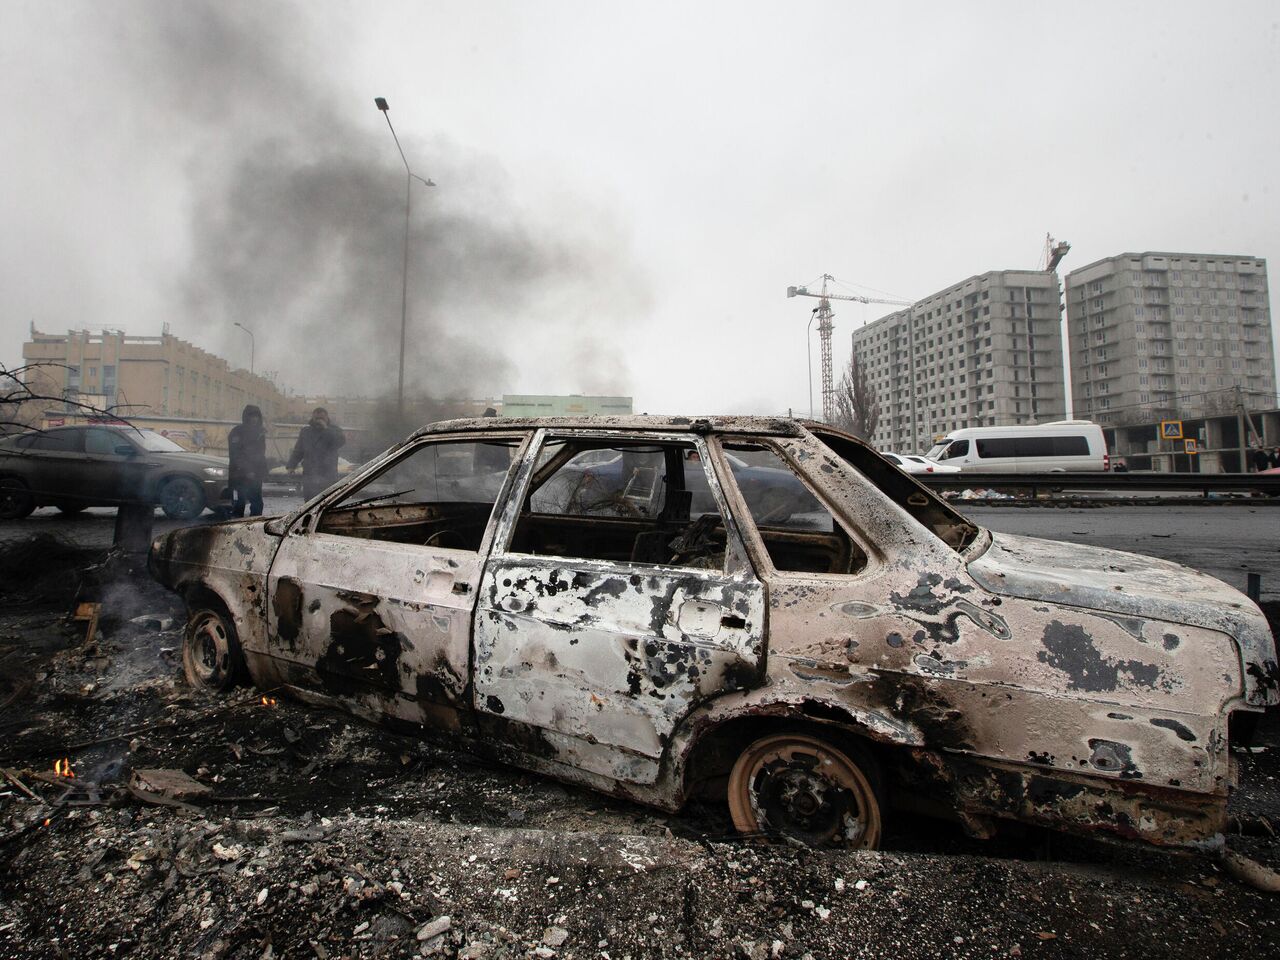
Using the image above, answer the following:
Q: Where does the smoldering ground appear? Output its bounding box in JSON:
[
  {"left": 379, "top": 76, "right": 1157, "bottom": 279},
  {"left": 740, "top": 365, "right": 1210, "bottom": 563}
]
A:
[{"left": 97, "top": 1, "right": 649, "bottom": 402}]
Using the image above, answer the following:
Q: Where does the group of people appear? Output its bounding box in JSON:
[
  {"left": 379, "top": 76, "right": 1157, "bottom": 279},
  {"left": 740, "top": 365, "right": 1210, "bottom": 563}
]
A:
[
  {"left": 226, "top": 405, "right": 346, "bottom": 517},
  {"left": 1250, "top": 445, "right": 1280, "bottom": 473}
]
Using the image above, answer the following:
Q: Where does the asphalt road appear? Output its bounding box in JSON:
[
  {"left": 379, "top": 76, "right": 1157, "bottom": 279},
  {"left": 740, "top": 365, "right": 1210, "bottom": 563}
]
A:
[
  {"left": 2, "top": 499, "right": 1276, "bottom": 600},
  {"left": 966, "top": 503, "right": 1279, "bottom": 601}
]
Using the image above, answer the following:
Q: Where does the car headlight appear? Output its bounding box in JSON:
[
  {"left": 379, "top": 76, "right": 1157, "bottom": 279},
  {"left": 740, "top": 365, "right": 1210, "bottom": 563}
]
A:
[{"left": 203, "top": 467, "right": 226, "bottom": 477}]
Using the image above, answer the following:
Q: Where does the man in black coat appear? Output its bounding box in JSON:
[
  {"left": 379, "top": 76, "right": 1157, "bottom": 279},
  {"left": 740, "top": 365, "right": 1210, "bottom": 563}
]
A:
[
  {"left": 287, "top": 407, "right": 346, "bottom": 499},
  {"left": 1251, "top": 445, "right": 1271, "bottom": 473},
  {"left": 227, "top": 404, "right": 267, "bottom": 517}
]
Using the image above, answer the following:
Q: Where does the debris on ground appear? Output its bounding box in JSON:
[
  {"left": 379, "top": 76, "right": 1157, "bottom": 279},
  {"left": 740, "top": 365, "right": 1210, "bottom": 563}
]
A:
[{"left": 1, "top": 540, "right": 1279, "bottom": 957}]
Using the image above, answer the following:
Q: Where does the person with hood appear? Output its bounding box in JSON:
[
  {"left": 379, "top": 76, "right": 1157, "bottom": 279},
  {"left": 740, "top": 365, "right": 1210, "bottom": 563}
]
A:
[
  {"left": 287, "top": 407, "right": 346, "bottom": 499},
  {"left": 227, "top": 404, "right": 268, "bottom": 517}
]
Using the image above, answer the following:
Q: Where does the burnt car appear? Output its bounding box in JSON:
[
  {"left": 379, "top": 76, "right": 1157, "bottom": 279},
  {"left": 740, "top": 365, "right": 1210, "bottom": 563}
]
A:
[
  {"left": 0, "top": 424, "right": 229, "bottom": 520},
  {"left": 149, "top": 416, "right": 1278, "bottom": 849}
]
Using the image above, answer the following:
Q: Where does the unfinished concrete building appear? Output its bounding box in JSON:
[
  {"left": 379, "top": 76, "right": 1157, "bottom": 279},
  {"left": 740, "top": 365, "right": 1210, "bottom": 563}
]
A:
[
  {"left": 852, "top": 270, "right": 1067, "bottom": 453},
  {"left": 1065, "top": 253, "right": 1275, "bottom": 425}
]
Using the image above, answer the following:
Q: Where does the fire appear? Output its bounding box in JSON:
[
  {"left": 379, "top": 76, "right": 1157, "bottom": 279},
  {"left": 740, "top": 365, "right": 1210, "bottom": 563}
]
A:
[
  {"left": 53, "top": 758, "right": 75, "bottom": 778},
  {"left": 260, "top": 696, "right": 278, "bottom": 707}
]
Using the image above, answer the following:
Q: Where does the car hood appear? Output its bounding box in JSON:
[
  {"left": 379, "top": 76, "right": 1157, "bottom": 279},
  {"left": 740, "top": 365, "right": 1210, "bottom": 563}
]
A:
[
  {"left": 149, "top": 516, "right": 278, "bottom": 587},
  {"left": 968, "top": 532, "right": 1279, "bottom": 707}
]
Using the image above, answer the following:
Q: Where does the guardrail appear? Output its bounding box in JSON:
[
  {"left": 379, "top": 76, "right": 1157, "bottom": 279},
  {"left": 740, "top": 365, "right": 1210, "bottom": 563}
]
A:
[{"left": 915, "top": 471, "right": 1280, "bottom": 496}]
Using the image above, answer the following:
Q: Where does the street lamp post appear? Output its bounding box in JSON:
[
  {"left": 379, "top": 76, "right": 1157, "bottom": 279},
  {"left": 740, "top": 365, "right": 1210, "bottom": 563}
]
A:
[
  {"left": 233, "top": 322, "right": 255, "bottom": 375},
  {"left": 806, "top": 308, "right": 818, "bottom": 420},
  {"left": 374, "top": 97, "right": 435, "bottom": 419}
]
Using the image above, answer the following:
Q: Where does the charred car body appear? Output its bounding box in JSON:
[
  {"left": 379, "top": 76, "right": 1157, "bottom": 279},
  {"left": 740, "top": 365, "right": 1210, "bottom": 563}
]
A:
[{"left": 149, "top": 416, "right": 1279, "bottom": 849}]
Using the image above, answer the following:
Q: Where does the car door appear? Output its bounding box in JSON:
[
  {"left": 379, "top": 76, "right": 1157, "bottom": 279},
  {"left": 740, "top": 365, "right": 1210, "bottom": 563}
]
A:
[
  {"left": 80, "top": 427, "right": 146, "bottom": 504},
  {"left": 20, "top": 428, "right": 87, "bottom": 503},
  {"left": 265, "top": 432, "right": 529, "bottom": 731},
  {"left": 473, "top": 429, "right": 767, "bottom": 786}
]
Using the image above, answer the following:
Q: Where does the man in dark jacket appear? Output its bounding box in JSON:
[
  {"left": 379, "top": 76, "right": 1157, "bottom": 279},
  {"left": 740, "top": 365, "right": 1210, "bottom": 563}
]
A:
[
  {"left": 1251, "top": 446, "right": 1271, "bottom": 472},
  {"left": 287, "top": 407, "right": 346, "bottom": 499},
  {"left": 227, "top": 404, "right": 267, "bottom": 517}
]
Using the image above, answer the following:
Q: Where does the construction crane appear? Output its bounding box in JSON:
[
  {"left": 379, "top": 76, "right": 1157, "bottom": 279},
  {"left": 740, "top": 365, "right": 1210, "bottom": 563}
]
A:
[
  {"left": 787, "top": 275, "right": 912, "bottom": 422},
  {"left": 1040, "top": 233, "right": 1071, "bottom": 272}
]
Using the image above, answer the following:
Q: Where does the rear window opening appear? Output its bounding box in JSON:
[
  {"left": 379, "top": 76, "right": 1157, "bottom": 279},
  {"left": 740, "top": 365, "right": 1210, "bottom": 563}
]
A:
[{"left": 810, "top": 428, "right": 979, "bottom": 553}]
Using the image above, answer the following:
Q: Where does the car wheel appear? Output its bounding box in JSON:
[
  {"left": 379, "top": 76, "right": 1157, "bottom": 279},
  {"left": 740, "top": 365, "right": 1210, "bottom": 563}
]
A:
[
  {"left": 55, "top": 502, "right": 88, "bottom": 515},
  {"left": 727, "top": 733, "right": 882, "bottom": 848},
  {"left": 159, "top": 476, "right": 205, "bottom": 520},
  {"left": 0, "top": 479, "right": 35, "bottom": 520},
  {"left": 182, "top": 606, "right": 244, "bottom": 692}
]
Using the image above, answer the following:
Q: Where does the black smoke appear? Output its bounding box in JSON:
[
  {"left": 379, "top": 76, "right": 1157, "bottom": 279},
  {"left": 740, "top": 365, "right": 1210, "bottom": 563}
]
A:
[{"left": 103, "top": 2, "right": 647, "bottom": 402}]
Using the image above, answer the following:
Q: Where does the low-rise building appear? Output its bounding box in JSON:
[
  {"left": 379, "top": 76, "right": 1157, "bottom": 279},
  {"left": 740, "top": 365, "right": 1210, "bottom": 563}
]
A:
[{"left": 20, "top": 324, "right": 291, "bottom": 424}]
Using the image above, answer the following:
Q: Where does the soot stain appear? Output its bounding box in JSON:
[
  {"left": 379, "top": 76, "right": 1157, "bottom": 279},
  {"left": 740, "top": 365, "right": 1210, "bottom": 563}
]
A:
[
  {"left": 1149, "top": 717, "right": 1196, "bottom": 742},
  {"left": 272, "top": 577, "right": 304, "bottom": 648},
  {"left": 318, "top": 601, "right": 405, "bottom": 696},
  {"left": 1087, "top": 739, "right": 1142, "bottom": 779},
  {"left": 1037, "top": 620, "right": 1161, "bottom": 692}
]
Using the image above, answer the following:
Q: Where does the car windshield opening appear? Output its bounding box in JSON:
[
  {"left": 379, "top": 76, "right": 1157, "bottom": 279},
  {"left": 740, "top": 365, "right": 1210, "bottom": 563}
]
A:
[{"left": 131, "top": 429, "right": 186, "bottom": 452}]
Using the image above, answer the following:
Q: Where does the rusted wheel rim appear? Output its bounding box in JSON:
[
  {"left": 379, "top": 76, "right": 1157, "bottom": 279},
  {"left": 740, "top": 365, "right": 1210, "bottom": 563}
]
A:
[
  {"left": 727, "top": 734, "right": 881, "bottom": 848},
  {"left": 186, "top": 612, "right": 229, "bottom": 685}
]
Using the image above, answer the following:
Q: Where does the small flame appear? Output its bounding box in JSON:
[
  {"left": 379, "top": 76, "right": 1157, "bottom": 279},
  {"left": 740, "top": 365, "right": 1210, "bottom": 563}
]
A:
[
  {"left": 260, "top": 696, "right": 278, "bottom": 707},
  {"left": 53, "top": 758, "right": 76, "bottom": 779},
  {"left": 43, "top": 818, "right": 51, "bottom": 827}
]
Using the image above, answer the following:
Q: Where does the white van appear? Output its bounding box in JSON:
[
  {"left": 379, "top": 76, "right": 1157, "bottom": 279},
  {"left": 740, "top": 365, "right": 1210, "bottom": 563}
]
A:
[{"left": 925, "top": 421, "right": 1109, "bottom": 473}]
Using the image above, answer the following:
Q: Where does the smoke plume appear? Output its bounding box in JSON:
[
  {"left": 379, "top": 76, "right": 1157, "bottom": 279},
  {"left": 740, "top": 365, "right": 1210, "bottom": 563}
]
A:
[{"left": 103, "top": 2, "right": 648, "bottom": 403}]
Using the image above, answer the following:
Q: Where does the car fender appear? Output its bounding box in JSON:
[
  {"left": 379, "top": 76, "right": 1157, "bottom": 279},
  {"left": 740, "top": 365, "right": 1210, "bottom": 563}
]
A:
[
  {"left": 149, "top": 520, "right": 280, "bottom": 679},
  {"left": 663, "top": 682, "right": 927, "bottom": 798}
]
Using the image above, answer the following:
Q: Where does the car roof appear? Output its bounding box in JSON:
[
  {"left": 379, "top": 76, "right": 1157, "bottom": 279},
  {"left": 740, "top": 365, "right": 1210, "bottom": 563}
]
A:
[{"left": 413, "top": 415, "right": 810, "bottom": 439}]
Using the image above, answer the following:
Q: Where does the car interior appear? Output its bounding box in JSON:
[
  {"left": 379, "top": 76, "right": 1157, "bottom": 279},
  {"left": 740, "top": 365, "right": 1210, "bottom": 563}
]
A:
[{"left": 508, "top": 440, "right": 730, "bottom": 570}]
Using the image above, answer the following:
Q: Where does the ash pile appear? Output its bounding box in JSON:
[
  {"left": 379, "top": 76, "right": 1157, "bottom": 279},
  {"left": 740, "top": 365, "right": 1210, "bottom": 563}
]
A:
[{"left": 2, "top": 536, "right": 1280, "bottom": 959}]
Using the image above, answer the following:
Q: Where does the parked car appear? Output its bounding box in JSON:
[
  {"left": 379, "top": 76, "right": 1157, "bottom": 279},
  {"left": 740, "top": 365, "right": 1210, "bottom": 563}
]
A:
[
  {"left": 926, "top": 420, "right": 1110, "bottom": 472},
  {"left": 881, "top": 452, "right": 962, "bottom": 474},
  {"left": 149, "top": 416, "right": 1277, "bottom": 850},
  {"left": 0, "top": 424, "right": 229, "bottom": 520}
]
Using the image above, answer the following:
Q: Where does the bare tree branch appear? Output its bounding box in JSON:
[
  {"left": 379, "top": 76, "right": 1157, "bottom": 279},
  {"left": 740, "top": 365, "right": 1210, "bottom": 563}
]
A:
[
  {"left": 831, "top": 351, "right": 880, "bottom": 440},
  {"left": 0, "top": 361, "right": 138, "bottom": 436}
]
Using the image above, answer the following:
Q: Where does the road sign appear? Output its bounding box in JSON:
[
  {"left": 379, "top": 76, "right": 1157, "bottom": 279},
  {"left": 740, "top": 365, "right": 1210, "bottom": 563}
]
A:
[
  {"left": 1160, "top": 420, "right": 1183, "bottom": 440},
  {"left": 1184, "top": 439, "right": 1198, "bottom": 455}
]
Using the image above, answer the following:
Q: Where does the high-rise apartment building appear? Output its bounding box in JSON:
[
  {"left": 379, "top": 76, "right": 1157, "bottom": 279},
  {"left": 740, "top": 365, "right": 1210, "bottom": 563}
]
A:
[
  {"left": 852, "top": 270, "right": 1066, "bottom": 452},
  {"left": 1065, "top": 253, "right": 1274, "bottom": 424}
]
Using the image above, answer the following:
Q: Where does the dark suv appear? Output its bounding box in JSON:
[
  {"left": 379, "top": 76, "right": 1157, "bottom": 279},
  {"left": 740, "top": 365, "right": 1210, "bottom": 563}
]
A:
[{"left": 0, "top": 424, "right": 230, "bottom": 520}]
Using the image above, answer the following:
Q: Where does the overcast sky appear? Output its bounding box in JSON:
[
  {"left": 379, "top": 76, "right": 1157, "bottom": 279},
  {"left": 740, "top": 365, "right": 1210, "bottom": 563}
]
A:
[{"left": 3, "top": 1, "right": 1278, "bottom": 416}]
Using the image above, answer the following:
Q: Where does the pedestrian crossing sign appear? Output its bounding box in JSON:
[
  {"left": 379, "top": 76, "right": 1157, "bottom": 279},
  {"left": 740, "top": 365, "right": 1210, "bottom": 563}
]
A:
[
  {"left": 1184, "top": 439, "right": 1198, "bottom": 455},
  {"left": 1160, "top": 420, "right": 1183, "bottom": 441}
]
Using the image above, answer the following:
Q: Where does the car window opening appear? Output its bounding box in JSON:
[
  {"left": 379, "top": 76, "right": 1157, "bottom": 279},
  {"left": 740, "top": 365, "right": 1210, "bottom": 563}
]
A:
[
  {"left": 723, "top": 442, "right": 869, "bottom": 576},
  {"left": 315, "top": 439, "right": 519, "bottom": 551},
  {"left": 509, "top": 439, "right": 728, "bottom": 571},
  {"left": 809, "top": 428, "right": 979, "bottom": 552}
]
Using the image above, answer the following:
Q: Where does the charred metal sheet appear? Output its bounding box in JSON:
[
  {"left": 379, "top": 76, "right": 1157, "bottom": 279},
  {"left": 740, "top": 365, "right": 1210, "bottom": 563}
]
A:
[
  {"left": 943, "top": 754, "right": 1227, "bottom": 850},
  {"left": 474, "top": 556, "right": 766, "bottom": 784},
  {"left": 969, "top": 532, "right": 1279, "bottom": 707}
]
